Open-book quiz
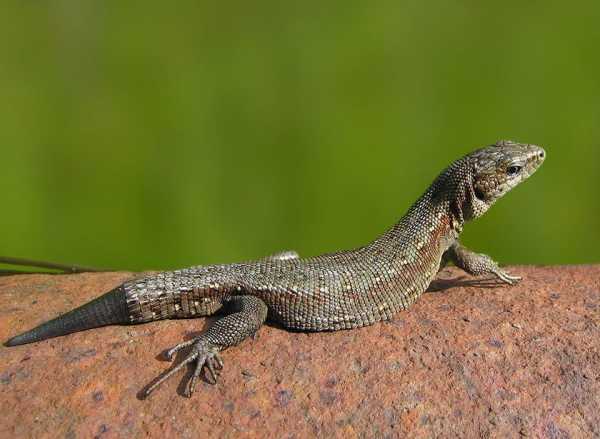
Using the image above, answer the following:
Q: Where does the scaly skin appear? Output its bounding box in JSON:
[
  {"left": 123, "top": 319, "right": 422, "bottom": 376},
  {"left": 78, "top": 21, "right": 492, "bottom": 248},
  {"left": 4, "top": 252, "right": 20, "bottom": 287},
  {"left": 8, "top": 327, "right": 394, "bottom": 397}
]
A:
[{"left": 5, "top": 140, "right": 546, "bottom": 397}]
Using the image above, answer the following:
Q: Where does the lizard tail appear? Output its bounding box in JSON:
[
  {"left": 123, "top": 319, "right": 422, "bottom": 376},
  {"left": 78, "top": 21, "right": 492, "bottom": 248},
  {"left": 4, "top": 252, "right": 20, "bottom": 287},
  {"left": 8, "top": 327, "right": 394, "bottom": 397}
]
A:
[{"left": 4, "top": 287, "right": 129, "bottom": 346}]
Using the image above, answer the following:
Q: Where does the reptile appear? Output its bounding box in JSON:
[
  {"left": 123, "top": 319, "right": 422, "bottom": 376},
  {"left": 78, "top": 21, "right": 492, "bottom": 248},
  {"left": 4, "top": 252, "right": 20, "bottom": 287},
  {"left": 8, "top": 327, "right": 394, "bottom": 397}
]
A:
[{"left": 4, "top": 140, "right": 546, "bottom": 397}]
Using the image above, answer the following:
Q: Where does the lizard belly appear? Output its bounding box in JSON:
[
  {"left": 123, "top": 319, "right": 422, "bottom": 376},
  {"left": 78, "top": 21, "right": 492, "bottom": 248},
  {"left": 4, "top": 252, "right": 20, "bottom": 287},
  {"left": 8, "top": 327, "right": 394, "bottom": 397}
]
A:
[
  {"left": 256, "top": 225, "right": 451, "bottom": 331},
  {"left": 255, "top": 262, "right": 440, "bottom": 331}
]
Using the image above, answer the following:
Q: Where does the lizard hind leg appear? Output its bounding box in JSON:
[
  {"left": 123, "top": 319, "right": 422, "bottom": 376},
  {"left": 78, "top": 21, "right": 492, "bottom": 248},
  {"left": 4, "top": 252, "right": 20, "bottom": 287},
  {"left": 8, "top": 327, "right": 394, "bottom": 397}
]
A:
[
  {"left": 143, "top": 295, "right": 268, "bottom": 398},
  {"left": 143, "top": 339, "right": 224, "bottom": 397}
]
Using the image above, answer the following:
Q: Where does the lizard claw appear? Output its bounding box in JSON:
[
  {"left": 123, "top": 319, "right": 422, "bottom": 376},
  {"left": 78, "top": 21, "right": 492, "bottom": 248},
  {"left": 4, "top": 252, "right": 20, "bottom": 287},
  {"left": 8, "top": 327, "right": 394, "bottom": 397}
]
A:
[
  {"left": 186, "top": 345, "right": 224, "bottom": 396},
  {"left": 144, "top": 338, "right": 223, "bottom": 398},
  {"left": 493, "top": 269, "right": 522, "bottom": 285},
  {"left": 164, "top": 338, "right": 195, "bottom": 360}
]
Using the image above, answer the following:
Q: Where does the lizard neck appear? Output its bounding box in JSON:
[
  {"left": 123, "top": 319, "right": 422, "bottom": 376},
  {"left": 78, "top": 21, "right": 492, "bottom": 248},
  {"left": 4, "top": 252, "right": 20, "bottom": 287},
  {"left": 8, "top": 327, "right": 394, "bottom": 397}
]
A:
[
  {"left": 367, "top": 160, "right": 473, "bottom": 260},
  {"left": 381, "top": 192, "right": 461, "bottom": 248}
]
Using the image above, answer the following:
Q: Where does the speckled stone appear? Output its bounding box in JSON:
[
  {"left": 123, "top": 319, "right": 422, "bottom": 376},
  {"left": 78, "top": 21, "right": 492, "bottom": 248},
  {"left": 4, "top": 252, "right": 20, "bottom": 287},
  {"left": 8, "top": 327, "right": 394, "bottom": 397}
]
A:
[{"left": 1, "top": 266, "right": 599, "bottom": 438}]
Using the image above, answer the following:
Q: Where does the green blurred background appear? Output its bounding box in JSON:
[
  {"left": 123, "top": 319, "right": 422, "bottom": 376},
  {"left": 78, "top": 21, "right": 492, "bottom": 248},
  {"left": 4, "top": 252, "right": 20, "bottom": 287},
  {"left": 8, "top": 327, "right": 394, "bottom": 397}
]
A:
[{"left": 0, "top": 1, "right": 598, "bottom": 271}]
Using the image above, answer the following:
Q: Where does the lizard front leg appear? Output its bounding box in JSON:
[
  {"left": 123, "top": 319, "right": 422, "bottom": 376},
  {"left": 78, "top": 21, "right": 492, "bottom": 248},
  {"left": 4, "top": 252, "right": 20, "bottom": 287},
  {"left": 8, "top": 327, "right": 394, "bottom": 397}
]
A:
[
  {"left": 144, "top": 295, "right": 268, "bottom": 397},
  {"left": 444, "top": 241, "right": 521, "bottom": 285}
]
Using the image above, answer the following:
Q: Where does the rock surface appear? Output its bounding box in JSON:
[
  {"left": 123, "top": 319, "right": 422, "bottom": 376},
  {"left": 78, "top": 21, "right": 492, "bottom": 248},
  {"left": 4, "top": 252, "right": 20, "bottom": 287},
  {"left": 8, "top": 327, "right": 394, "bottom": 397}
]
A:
[{"left": 0, "top": 266, "right": 599, "bottom": 438}]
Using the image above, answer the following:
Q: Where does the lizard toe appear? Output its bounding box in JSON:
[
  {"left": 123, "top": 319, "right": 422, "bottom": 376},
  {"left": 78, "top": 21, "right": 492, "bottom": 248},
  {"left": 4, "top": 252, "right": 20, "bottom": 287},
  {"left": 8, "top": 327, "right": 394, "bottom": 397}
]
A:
[
  {"left": 493, "top": 269, "right": 522, "bottom": 285},
  {"left": 185, "top": 340, "right": 223, "bottom": 396},
  {"left": 145, "top": 338, "right": 222, "bottom": 398}
]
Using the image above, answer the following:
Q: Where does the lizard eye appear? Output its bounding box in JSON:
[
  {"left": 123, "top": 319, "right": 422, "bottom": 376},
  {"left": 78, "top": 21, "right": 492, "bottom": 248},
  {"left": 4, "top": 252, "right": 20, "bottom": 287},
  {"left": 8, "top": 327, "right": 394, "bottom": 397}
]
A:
[{"left": 506, "top": 165, "right": 522, "bottom": 176}]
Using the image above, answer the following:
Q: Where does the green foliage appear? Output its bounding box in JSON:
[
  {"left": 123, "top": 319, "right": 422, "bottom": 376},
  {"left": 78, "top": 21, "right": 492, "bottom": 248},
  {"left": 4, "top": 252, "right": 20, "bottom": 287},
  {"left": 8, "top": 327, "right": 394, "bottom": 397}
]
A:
[{"left": 0, "top": 1, "right": 598, "bottom": 270}]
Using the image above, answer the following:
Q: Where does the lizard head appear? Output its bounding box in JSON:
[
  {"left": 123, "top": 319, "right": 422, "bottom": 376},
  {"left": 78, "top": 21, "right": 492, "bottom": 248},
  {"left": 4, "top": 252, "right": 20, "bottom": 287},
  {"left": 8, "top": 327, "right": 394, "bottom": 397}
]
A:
[{"left": 463, "top": 140, "right": 546, "bottom": 219}]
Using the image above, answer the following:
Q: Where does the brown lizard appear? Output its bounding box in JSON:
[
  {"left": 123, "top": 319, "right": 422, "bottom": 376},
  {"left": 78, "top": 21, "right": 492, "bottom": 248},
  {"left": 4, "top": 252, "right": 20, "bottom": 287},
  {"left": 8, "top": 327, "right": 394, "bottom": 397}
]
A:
[{"left": 5, "top": 140, "right": 546, "bottom": 397}]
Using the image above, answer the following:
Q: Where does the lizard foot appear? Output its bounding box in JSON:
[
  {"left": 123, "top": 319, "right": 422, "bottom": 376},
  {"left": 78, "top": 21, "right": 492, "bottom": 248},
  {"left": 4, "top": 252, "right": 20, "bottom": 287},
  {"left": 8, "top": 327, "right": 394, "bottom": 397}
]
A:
[
  {"left": 492, "top": 268, "right": 522, "bottom": 285},
  {"left": 143, "top": 338, "right": 223, "bottom": 398}
]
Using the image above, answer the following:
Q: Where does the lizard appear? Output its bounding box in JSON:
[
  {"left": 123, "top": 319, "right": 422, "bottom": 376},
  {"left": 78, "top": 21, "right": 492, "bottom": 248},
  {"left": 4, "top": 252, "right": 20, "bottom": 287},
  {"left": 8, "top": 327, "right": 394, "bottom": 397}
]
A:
[{"left": 4, "top": 140, "right": 546, "bottom": 397}]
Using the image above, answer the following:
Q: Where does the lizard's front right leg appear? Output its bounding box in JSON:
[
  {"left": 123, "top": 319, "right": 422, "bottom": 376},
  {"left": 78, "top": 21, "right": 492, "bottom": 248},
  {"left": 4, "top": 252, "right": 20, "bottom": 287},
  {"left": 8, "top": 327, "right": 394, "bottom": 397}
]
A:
[
  {"left": 445, "top": 241, "right": 521, "bottom": 285},
  {"left": 143, "top": 295, "right": 268, "bottom": 397}
]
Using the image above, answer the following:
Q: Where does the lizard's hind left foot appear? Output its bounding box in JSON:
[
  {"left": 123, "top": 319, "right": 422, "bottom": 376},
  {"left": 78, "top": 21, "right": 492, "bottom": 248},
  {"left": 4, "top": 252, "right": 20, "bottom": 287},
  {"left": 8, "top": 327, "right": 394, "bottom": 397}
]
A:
[{"left": 143, "top": 337, "right": 224, "bottom": 398}]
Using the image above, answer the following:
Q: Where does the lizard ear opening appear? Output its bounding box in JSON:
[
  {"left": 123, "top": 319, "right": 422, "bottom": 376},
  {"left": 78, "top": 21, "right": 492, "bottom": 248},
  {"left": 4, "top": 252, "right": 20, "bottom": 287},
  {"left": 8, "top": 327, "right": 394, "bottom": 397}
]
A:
[
  {"left": 464, "top": 179, "right": 492, "bottom": 221},
  {"left": 474, "top": 187, "right": 485, "bottom": 202}
]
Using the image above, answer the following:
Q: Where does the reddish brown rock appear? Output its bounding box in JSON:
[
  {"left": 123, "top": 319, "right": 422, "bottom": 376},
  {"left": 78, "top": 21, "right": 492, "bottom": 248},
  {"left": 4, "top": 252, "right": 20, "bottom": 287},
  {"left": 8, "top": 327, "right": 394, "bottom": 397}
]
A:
[{"left": 0, "top": 266, "right": 599, "bottom": 438}]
